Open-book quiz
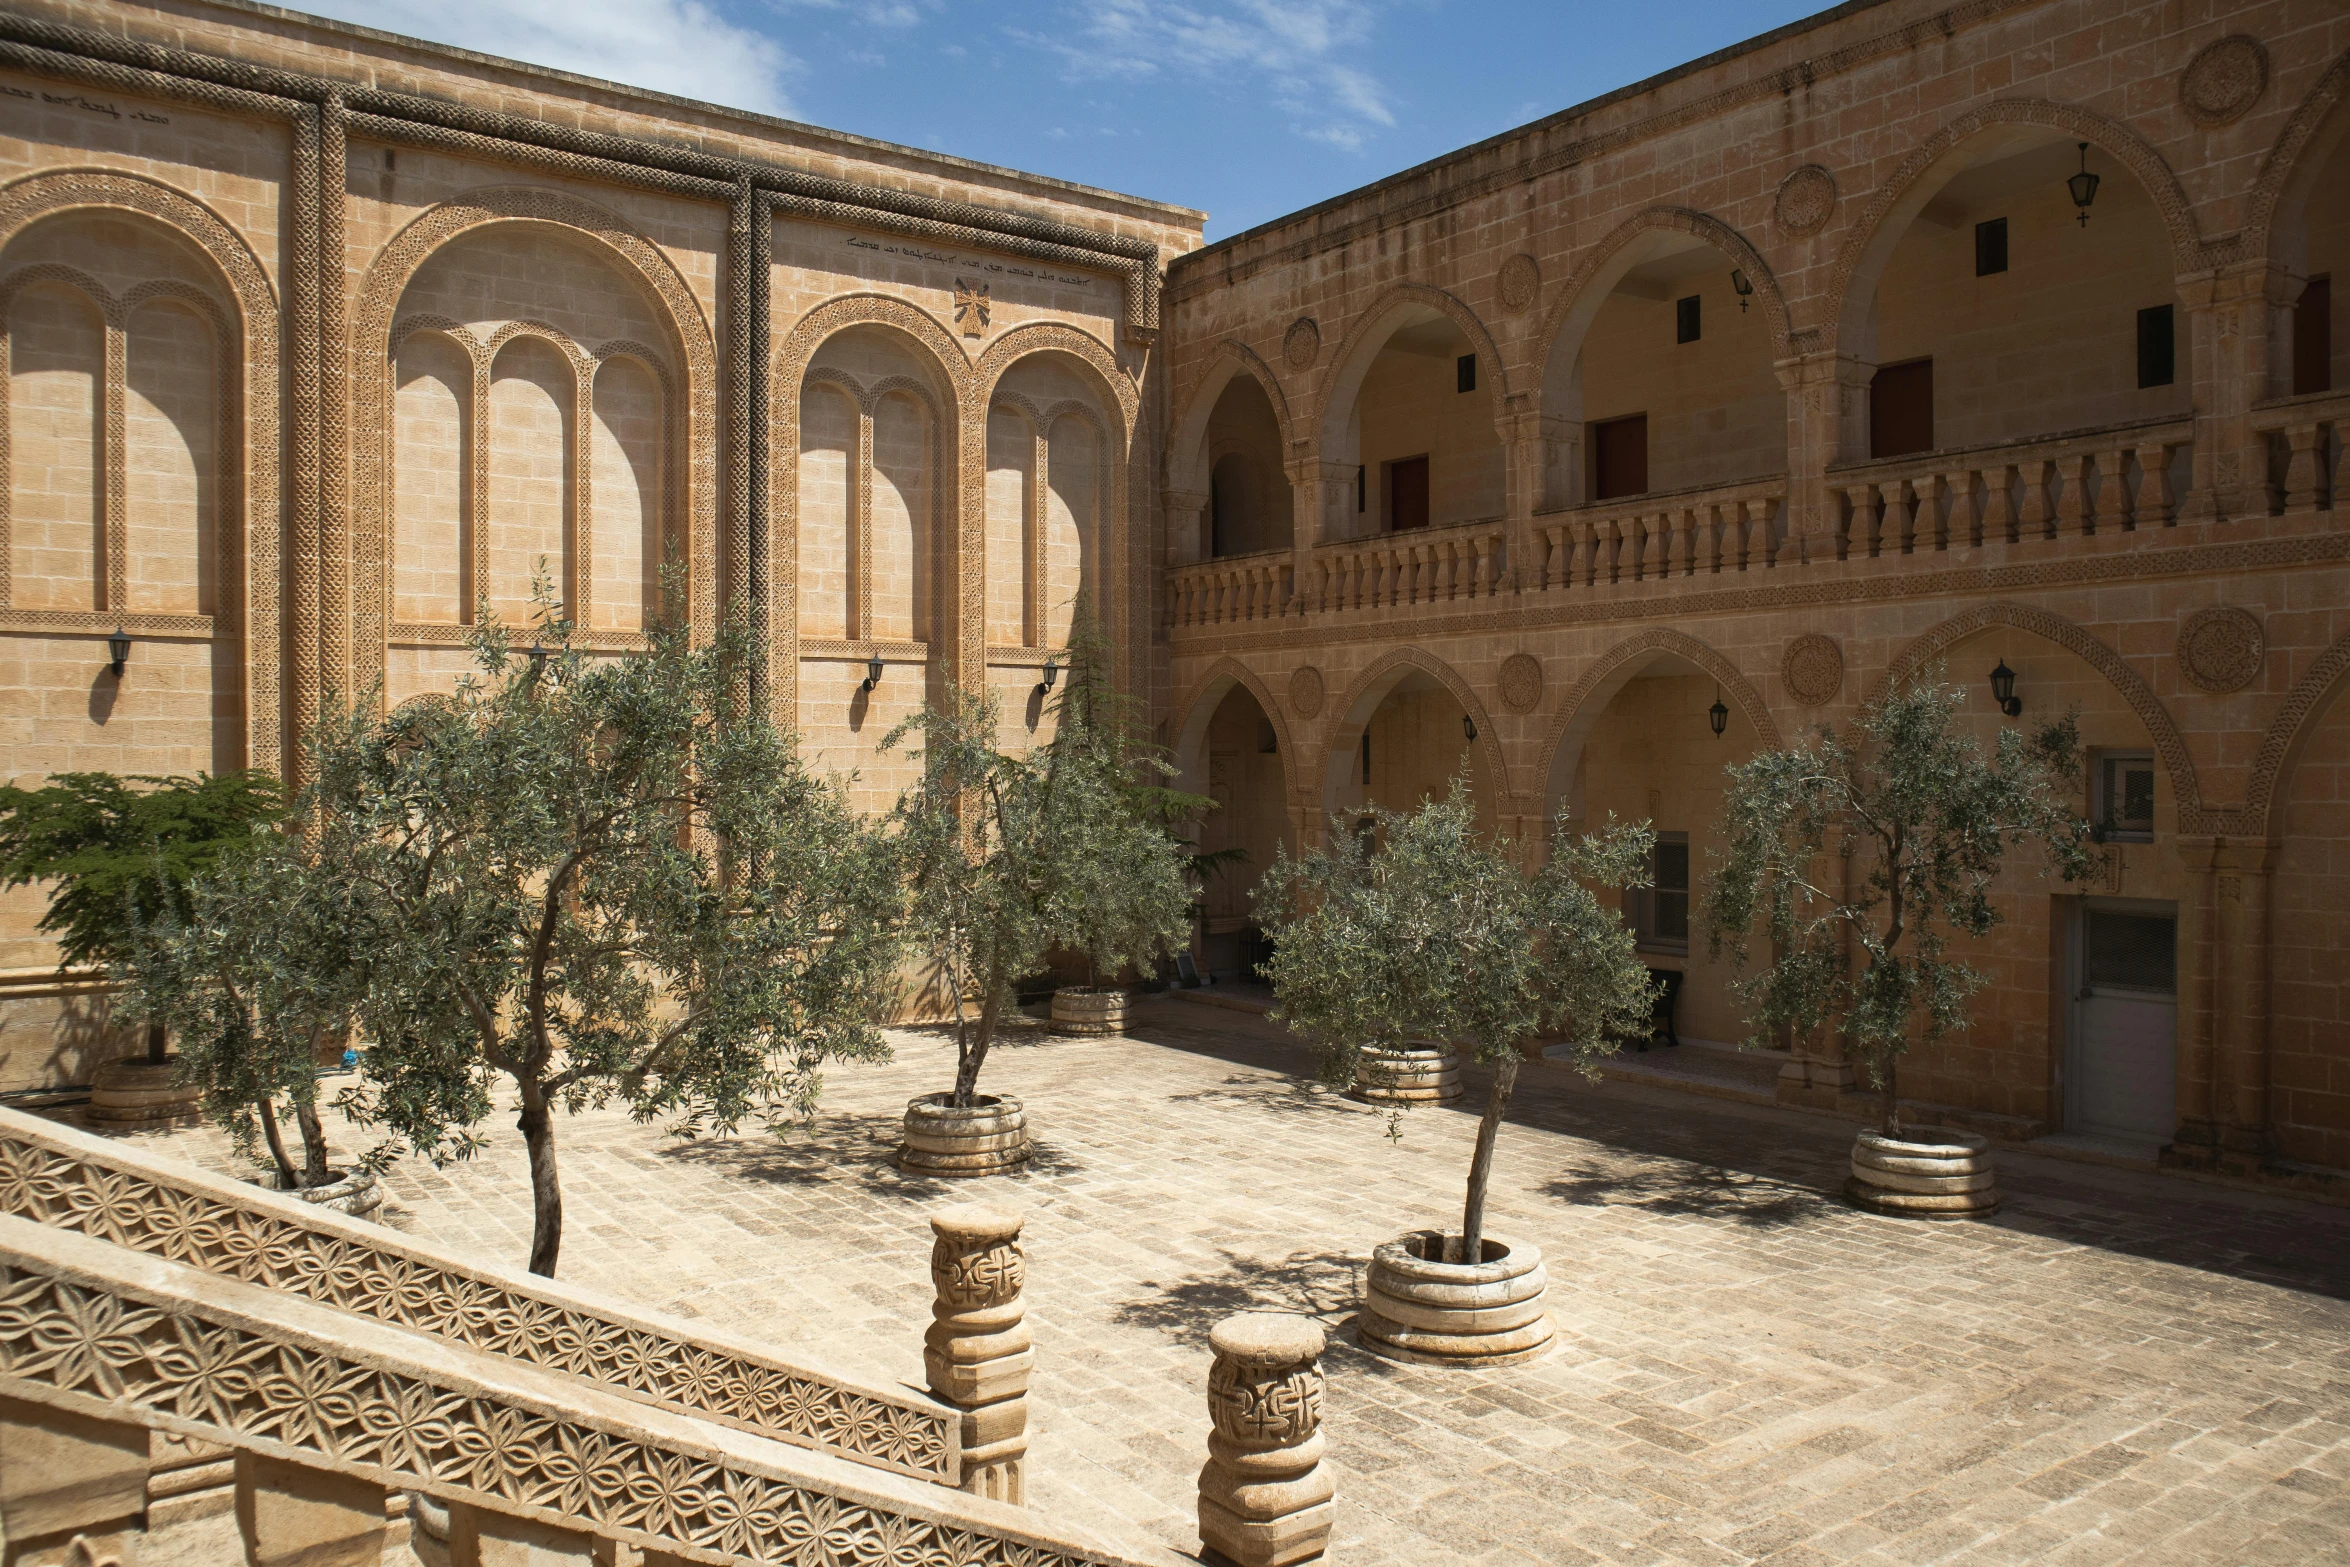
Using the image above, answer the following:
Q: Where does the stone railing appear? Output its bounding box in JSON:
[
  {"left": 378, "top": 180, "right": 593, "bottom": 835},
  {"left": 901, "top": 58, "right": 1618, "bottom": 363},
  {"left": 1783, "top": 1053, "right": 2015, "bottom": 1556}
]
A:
[
  {"left": 1169, "top": 549, "right": 1294, "bottom": 628},
  {"left": 0, "top": 1108, "right": 960, "bottom": 1485},
  {"left": 1531, "top": 476, "right": 1787, "bottom": 588},
  {"left": 2252, "top": 389, "right": 2348, "bottom": 516},
  {"left": 1310, "top": 516, "right": 1509, "bottom": 614},
  {"left": 1824, "top": 417, "right": 2194, "bottom": 557},
  {"left": 0, "top": 1215, "right": 1157, "bottom": 1567}
]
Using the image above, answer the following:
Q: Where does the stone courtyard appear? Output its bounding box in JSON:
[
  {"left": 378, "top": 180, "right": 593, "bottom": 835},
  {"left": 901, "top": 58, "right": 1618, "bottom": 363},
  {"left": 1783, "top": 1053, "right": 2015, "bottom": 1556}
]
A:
[{"left": 97, "top": 1003, "right": 2350, "bottom": 1567}]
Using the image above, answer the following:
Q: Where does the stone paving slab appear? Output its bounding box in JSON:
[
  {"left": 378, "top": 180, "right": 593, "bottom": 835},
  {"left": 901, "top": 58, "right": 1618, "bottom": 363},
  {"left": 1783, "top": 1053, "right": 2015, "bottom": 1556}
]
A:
[{"left": 91, "top": 1002, "right": 2350, "bottom": 1567}]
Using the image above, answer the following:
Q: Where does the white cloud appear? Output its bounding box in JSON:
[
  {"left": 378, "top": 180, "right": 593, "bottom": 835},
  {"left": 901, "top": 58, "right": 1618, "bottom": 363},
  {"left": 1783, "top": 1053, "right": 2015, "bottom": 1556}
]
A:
[
  {"left": 300, "top": 0, "right": 800, "bottom": 117},
  {"left": 1013, "top": 0, "right": 1398, "bottom": 151}
]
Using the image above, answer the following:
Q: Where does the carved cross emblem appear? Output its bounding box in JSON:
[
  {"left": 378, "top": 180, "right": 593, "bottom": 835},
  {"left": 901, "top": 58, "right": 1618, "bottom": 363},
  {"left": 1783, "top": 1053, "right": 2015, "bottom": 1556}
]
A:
[{"left": 953, "top": 279, "right": 990, "bottom": 337}]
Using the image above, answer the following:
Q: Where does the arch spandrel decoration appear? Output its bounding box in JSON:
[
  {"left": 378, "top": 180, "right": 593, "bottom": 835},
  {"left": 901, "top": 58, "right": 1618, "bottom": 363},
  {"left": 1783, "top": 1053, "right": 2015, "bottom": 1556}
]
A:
[
  {"left": 1166, "top": 338, "right": 1297, "bottom": 496},
  {"left": 1825, "top": 100, "right": 2206, "bottom": 357},
  {"left": 1169, "top": 656, "right": 1300, "bottom": 806},
  {"left": 1870, "top": 600, "right": 2207, "bottom": 831},
  {"left": 0, "top": 168, "right": 282, "bottom": 772},
  {"left": 1310, "top": 281, "right": 1511, "bottom": 453},
  {"left": 1533, "top": 628, "right": 1781, "bottom": 812},
  {"left": 1532, "top": 206, "right": 1798, "bottom": 379},
  {"left": 1321, "top": 644, "right": 1512, "bottom": 813},
  {"left": 2246, "top": 630, "right": 2350, "bottom": 840},
  {"left": 354, "top": 187, "right": 720, "bottom": 703}
]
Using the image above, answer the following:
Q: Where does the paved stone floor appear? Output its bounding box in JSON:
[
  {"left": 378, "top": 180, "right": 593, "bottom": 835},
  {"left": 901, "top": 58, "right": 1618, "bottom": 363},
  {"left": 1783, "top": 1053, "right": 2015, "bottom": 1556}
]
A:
[{"left": 107, "top": 1002, "right": 2350, "bottom": 1567}]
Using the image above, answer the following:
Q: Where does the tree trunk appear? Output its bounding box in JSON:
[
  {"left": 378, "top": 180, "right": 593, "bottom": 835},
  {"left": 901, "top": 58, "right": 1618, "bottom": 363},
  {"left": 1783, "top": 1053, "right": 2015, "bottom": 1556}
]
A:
[
  {"left": 1457, "top": 1052, "right": 1520, "bottom": 1265},
  {"left": 1880, "top": 1052, "right": 1901, "bottom": 1139},
  {"left": 145, "top": 1020, "right": 167, "bottom": 1066},
  {"left": 953, "top": 957, "right": 1006, "bottom": 1108},
  {"left": 516, "top": 1080, "right": 563, "bottom": 1277},
  {"left": 294, "top": 1100, "right": 332, "bottom": 1188},
  {"left": 255, "top": 1097, "right": 298, "bottom": 1190}
]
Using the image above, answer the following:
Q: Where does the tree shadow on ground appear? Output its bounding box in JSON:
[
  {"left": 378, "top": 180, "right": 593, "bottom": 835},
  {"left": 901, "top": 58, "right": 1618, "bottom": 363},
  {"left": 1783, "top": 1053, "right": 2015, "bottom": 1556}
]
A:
[
  {"left": 1542, "top": 1161, "right": 1834, "bottom": 1229},
  {"left": 657, "top": 1112, "right": 1084, "bottom": 1191},
  {"left": 1161, "top": 1071, "right": 1376, "bottom": 1123},
  {"left": 1113, "top": 1245, "right": 1363, "bottom": 1346}
]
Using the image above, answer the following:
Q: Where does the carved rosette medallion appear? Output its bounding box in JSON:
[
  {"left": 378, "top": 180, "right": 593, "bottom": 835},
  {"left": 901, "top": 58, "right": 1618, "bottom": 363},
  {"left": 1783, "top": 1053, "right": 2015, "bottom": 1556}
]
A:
[
  {"left": 2177, "top": 606, "right": 2265, "bottom": 694},
  {"left": 2180, "top": 35, "right": 2268, "bottom": 128},
  {"left": 1288, "top": 665, "right": 1326, "bottom": 719},
  {"left": 1282, "top": 316, "right": 1320, "bottom": 370},
  {"left": 1774, "top": 165, "right": 1838, "bottom": 238},
  {"left": 1207, "top": 1354, "right": 1323, "bottom": 1449},
  {"left": 931, "top": 1227, "right": 1025, "bottom": 1309},
  {"left": 1497, "top": 653, "right": 1544, "bottom": 713},
  {"left": 1497, "top": 253, "right": 1540, "bottom": 313},
  {"left": 1782, "top": 634, "right": 1844, "bottom": 706}
]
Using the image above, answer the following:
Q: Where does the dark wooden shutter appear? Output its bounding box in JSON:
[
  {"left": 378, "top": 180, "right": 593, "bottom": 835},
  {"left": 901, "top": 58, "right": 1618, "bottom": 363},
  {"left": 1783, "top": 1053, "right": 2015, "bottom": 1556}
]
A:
[
  {"left": 2296, "top": 276, "right": 2332, "bottom": 396},
  {"left": 1591, "top": 414, "right": 1648, "bottom": 500},
  {"left": 1869, "top": 358, "right": 1934, "bottom": 459},
  {"left": 1388, "top": 456, "right": 1429, "bottom": 531}
]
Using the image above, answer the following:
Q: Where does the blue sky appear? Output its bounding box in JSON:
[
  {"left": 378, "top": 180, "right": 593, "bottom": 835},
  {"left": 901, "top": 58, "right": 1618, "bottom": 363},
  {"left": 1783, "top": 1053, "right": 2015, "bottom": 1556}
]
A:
[{"left": 296, "top": 1, "right": 1831, "bottom": 239}]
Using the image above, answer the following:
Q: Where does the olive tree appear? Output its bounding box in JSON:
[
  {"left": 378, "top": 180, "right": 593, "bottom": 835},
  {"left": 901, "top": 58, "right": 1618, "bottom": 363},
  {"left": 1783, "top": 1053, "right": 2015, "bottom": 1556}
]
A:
[
  {"left": 1253, "top": 783, "right": 1656, "bottom": 1261},
  {"left": 270, "top": 608, "right": 906, "bottom": 1276},
  {"left": 1702, "top": 674, "right": 2100, "bottom": 1138}
]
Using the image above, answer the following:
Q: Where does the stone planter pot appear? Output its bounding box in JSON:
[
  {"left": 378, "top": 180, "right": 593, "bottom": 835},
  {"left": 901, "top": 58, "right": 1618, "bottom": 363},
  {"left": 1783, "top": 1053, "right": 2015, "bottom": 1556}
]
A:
[
  {"left": 899, "top": 1093, "right": 1030, "bottom": 1178},
  {"left": 254, "top": 1168, "right": 384, "bottom": 1220},
  {"left": 1049, "top": 988, "right": 1129, "bottom": 1036},
  {"left": 1351, "top": 1044, "right": 1462, "bottom": 1104},
  {"left": 1846, "top": 1127, "right": 1998, "bottom": 1219},
  {"left": 1357, "top": 1229, "right": 1555, "bottom": 1368},
  {"left": 86, "top": 1054, "right": 201, "bottom": 1126}
]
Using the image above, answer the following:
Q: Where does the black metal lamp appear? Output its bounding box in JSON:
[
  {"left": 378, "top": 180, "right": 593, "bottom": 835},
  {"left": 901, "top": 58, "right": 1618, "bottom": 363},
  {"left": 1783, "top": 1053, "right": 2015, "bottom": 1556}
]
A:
[
  {"left": 1730, "top": 269, "right": 1754, "bottom": 313},
  {"left": 1709, "top": 692, "right": 1729, "bottom": 736},
  {"left": 105, "top": 626, "right": 131, "bottom": 677},
  {"left": 526, "top": 638, "right": 547, "bottom": 684},
  {"left": 1035, "top": 655, "right": 1058, "bottom": 696},
  {"left": 1989, "top": 658, "right": 2022, "bottom": 717},
  {"left": 1462, "top": 713, "right": 1477, "bottom": 742},
  {"left": 2066, "top": 142, "right": 2100, "bottom": 227},
  {"left": 859, "top": 653, "right": 884, "bottom": 694}
]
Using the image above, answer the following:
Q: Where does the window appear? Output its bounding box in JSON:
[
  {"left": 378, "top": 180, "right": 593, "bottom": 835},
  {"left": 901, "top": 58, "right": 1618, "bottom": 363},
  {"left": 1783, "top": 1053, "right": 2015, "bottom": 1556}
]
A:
[
  {"left": 1675, "top": 295, "right": 1701, "bottom": 344},
  {"left": 2094, "top": 752, "right": 2155, "bottom": 842},
  {"left": 1974, "top": 217, "right": 2008, "bottom": 277},
  {"left": 1631, "top": 832, "right": 1690, "bottom": 953},
  {"left": 1456, "top": 353, "right": 1477, "bottom": 393},
  {"left": 1356, "top": 463, "right": 1365, "bottom": 513},
  {"left": 1359, "top": 731, "right": 1370, "bottom": 786},
  {"left": 2137, "top": 305, "right": 2175, "bottom": 390},
  {"left": 1386, "top": 455, "right": 1429, "bottom": 531},
  {"left": 2083, "top": 907, "right": 2175, "bottom": 994},
  {"left": 1869, "top": 358, "right": 1934, "bottom": 459},
  {"left": 2294, "top": 275, "right": 2332, "bottom": 396},
  {"left": 1591, "top": 413, "right": 1648, "bottom": 500}
]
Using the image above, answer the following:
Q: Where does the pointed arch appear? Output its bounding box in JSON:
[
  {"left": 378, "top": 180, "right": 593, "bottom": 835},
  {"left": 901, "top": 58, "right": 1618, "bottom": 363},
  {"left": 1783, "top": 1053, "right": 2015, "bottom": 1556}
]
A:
[
  {"left": 1535, "top": 628, "right": 1780, "bottom": 812},
  {"left": 1166, "top": 338, "right": 1296, "bottom": 496},
  {"left": 2246, "top": 45, "right": 2350, "bottom": 270},
  {"left": 1311, "top": 281, "right": 1509, "bottom": 458},
  {"left": 2246, "top": 630, "right": 2350, "bottom": 840},
  {"left": 1169, "top": 656, "right": 1299, "bottom": 802},
  {"left": 1826, "top": 99, "right": 2204, "bottom": 360},
  {"left": 1322, "top": 644, "right": 1510, "bottom": 815}
]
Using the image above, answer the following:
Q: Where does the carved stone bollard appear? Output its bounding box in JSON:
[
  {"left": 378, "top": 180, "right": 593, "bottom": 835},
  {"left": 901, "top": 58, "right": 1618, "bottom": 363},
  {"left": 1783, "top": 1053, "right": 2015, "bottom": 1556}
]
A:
[
  {"left": 1198, "top": 1313, "right": 1334, "bottom": 1567},
  {"left": 925, "top": 1202, "right": 1029, "bottom": 1504}
]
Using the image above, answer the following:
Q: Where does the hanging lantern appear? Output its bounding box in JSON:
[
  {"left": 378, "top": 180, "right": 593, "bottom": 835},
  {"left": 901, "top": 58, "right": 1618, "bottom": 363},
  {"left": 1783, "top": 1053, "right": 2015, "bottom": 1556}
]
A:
[
  {"left": 1462, "top": 713, "right": 1477, "bottom": 742},
  {"left": 1708, "top": 695, "right": 1729, "bottom": 737},
  {"left": 2066, "top": 142, "right": 2100, "bottom": 227},
  {"left": 1730, "top": 269, "right": 1754, "bottom": 313}
]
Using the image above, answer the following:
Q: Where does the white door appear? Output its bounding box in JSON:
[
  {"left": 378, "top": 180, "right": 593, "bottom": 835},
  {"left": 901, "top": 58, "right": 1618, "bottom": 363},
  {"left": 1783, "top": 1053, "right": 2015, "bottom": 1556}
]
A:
[{"left": 2068, "top": 902, "right": 2177, "bottom": 1140}]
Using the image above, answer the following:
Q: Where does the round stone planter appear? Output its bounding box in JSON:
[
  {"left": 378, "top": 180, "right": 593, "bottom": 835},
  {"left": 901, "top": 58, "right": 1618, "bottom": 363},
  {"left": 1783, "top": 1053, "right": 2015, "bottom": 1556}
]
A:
[
  {"left": 899, "top": 1092, "right": 1030, "bottom": 1178},
  {"left": 1846, "top": 1126, "right": 1999, "bottom": 1219},
  {"left": 1049, "top": 988, "right": 1129, "bottom": 1036},
  {"left": 1351, "top": 1044, "right": 1462, "bottom": 1104},
  {"left": 254, "top": 1168, "right": 384, "bottom": 1220},
  {"left": 86, "top": 1054, "right": 201, "bottom": 1126},
  {"left": 1357, "top": 1229, "right": 1555, "bottom": 1368}
]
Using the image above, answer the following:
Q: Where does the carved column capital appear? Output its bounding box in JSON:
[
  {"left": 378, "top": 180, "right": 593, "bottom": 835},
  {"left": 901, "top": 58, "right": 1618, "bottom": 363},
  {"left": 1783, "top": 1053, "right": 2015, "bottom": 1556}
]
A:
[
  {"left": 925, "top": 1204, "right": 1029, "bottom": 1504},
  {"left": 1197, "top": 1313, "right": 1333, "bottom": 1567}
]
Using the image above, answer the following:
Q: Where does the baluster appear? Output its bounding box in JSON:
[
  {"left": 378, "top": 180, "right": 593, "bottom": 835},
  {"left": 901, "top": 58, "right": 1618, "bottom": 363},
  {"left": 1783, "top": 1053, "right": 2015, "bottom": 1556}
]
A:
[
  {"left": 2132, "top": 443, "right": 2176, "bottom": 527},
  {"left": 2095, "top": 447, "right": 2131, "bottom": 531},
  {"left": 1940, "top": 469, "right": 1974, "bottom": 549},
  {"left": 1887, "top": 478, "right": 1917, "bottom": 554},
  {"left": 1478, "top": 534, "right": 1499, "bottom": 597},
  {"left": 928, "top": 1203, "right": 1030, "bottom": 1503},
  {"left": 1343, "top": 550, "right": 1363, "bottom": 611},
  {"left": 1408, "top": 545, "right": 1430, "bottom": 605},
  {"left": 1277, "top": 563, "right": 1294, "bottom": 615},
  {"left": 1733, "top": 500, "right": 1758, "bottom": 570},
  {"left": 2053, "top": 452, "right": 2090, "bottom": 537},
  {"left": 1539, "top": 524, "right": 1563, "bottom": 590},
  {"left": 1980, "top": 462, "right": 2015, "bottom": 543},
  {"left": 2282, "top": 424, "right": 2324, "bottom": 514},
  {"left": 1565, "top": 521, "right": 1589, "bottom": 587},
  {"left": 1442, "top": 539, "right": 1464, "bottom": 601},
  {"left": 1383, "top": 546, "right": 1405, "bottom": 608},
  {"left": 2017, "top": 459, "right": 2053, "bottom": 540},
  {"left": 1196, "top": 1314, "right": 1333, "bottom": 1567},
  {"left": 1754, "top": 496, "right": 1782, "bottom": 566},
  {"left": 1838, "top": 484, "right": 1871, "bottom": 559}
]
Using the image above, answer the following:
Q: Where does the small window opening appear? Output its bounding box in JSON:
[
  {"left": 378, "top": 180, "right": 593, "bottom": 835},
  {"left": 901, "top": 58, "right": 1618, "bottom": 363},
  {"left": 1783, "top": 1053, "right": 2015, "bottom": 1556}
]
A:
[
  {"left": 1456, "top": 353, "right": 1477, "bottom": 393},
  {"left": 1974, "top": 218, "right": 2008, "bottom": 277},
  {"left": 1355, "top": 464, "right": 1365, "bottom": 514},
  {"left": 1258, "top": 716, "right": 1278, "bottom": 754},
  {"left": 1674, "top": 295, "right": 1701, "bottom": 344},
  {"left": 2294, "top": 275, "right": 2332, "bottom": 396},
  {"left": 1631, "top": 832, "right": 1691, "bottom": 954},
  {"left": 1359, "top": 731, "right": 1371, "bottom": 786},
  {"left": 2137, "top": 305, "right": 2175, "bottom": 390},
  {"left": 2094, "top": 752, "right": 2156, "bottom": 843}
]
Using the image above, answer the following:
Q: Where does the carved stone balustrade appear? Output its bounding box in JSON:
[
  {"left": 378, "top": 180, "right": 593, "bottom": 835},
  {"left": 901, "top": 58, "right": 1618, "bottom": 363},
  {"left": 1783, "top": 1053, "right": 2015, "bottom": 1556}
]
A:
[
  {"left": 926, "top": 1203, "right": 1031, "bottom": 1504},
  {"left": 1197, "top": 1312, "right": 1333, "bottom": 1567}
]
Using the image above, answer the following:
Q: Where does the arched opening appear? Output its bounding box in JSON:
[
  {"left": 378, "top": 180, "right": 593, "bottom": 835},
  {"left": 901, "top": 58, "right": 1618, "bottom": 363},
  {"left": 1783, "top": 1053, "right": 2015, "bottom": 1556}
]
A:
[
  {"left": 1205, "top": 374, "right": 1291, "bottom": 559},
  {"left": 1325, "top": 306, "right": 1502, "bottom": 541},
  {"left": 486, "top": 334, "right": 574, "bottom": 626},
  {"left": 1540, "top": 231, "right": 1784, "bottom": 510},
  {"left": 1542, "top": 651, "right": 1761, "bottom": 1053},
  {"left": 1842, "top": 129, "right": 2188, "bottom": 461},
  {"left": 2271, "top": 677, "right": 2350, "bottom": 1169},
  {"left": 1323, "top": 665, "right": 1494, "bottom": 838},
  {"left": 1181, "top": 681, "right": 1292, "bottom": 982}
]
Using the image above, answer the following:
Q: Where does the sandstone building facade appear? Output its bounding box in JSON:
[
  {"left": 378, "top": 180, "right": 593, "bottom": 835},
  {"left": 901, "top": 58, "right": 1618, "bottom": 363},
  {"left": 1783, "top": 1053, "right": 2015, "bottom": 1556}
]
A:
[{"left": 0, "top": 0, "right": 2345, "bottom": 1191}]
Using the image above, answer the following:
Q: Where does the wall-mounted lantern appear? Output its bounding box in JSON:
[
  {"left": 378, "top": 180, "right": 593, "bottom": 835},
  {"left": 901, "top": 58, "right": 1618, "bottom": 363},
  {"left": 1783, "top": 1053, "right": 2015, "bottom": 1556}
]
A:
[
  {"left": 1462, "top": 713, "right": 1477, "bottom": 742},
  {"left": 525, "top": 638, "right": 547, "bottom": 684},
  {"left": 1730, "top": 269, "right": 1754, "bottom": 313},
  {"left": 1989, "top": 658, "right": 2023, "bottom": 717},
  {"left": 1035, "top": 655, "right": 1058, "bottom": 697},
  {"left": 105, "top": 626, "right": 131, "bottom": 678},
  {"left": 860, "top": 653, "right": 884, "bottom": 694},
  {"left": 2066, "top": 142, "right": 2100, "bottom": 227},
  {"left": 1709, "top": 692, "right": 1730, "bottom": 736}
]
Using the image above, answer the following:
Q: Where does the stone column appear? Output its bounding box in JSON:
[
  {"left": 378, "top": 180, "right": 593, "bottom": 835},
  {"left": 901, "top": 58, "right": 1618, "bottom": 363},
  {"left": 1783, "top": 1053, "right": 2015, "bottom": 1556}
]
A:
[
  {"left": 1500, "top": 396, "right": 1544, "bottom": 591},
  {"left": 2212, "top": 841, "right": 2281, "bottom": 1164},
  {"left": 2179, "top": 260, "right": 2285, "bottom": 522},
  {"left": 925, "top": 1202, "right": 1030, "bottom": 1503},
  {"left": 1167, "top": 487, "right": 1210, "bottom": 566},
  {"left": 1775, "top": 351, "right": 1870, "bottom": 562},
  {"left": 1198, "top": 1313, "right": 1333, "bottom": 1567}
]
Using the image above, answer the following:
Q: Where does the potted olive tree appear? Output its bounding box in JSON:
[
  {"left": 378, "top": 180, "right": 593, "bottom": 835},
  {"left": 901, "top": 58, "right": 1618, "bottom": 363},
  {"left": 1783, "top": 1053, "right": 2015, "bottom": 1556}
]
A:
[
  {"left": 887, "top": 643, "right": 1194, "bottom": 1174},
  {"left": 1702, "top": 674, "right": 2099, "bottom": 1218},
  {"left": 1254, "top": 782, "right": 1655, "bottom": 1367}
]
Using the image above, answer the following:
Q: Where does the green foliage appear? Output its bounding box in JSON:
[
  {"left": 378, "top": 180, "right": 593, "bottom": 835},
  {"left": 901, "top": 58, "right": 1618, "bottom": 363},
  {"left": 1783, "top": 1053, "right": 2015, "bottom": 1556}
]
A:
[
  {"left": 0, "top": 770, "right": 282, "bottom": 970},
  {"left": 1701, "top": 673, "right": 2099, "bottom": 1132},
  {"left": 165, "top": 599, "right": 907, "bottom": 1275}
]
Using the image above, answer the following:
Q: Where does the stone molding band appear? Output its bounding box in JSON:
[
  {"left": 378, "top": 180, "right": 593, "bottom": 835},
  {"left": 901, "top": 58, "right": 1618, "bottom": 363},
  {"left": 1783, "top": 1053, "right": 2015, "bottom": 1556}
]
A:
[
  {"left": 0, "top": 1217, "right": 1146, "bottom": 1567},
  {"left": 0, "top": 1109, "right": 957, "bottom": 1484}
]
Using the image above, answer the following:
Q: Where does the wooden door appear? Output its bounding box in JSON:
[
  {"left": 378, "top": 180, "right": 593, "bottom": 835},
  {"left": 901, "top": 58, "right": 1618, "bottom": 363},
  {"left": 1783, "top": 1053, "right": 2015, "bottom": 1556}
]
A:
[
  {"left": 1388, "top": 455, "right": 1429, "bottom": 531},
  {"left": 1591, "top": 414, "right": 1648, "bottom": 500},
  {"left": 1869, "top": 358, "right": 1934, "bottom": 458}
]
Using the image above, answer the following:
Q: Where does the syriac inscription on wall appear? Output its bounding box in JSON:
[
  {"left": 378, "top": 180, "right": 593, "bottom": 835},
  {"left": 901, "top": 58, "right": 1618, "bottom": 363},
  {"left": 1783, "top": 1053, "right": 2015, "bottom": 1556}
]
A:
[{"left": 770, "top": 222, "right": 1113, "bottom": 342}]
